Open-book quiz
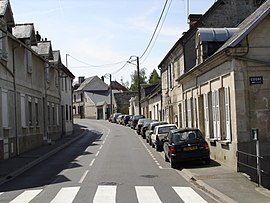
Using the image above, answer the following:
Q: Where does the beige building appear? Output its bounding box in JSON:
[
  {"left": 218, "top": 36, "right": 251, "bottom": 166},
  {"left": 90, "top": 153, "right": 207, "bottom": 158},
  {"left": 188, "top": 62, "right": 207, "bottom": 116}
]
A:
[{"left": 159, "top": 0, "right": 270, "bottom": 185}]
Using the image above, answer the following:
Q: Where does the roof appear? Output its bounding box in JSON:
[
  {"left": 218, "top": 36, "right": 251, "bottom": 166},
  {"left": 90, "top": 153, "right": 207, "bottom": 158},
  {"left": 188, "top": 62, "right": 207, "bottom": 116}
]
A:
[
  {"left": 61, "top": 64, "right": 75, "bottom": 79},
  {"left": 31, "top": 41, "right": 53, "bottom": 60},
  {"left": 197, "top": 28, "right": 239, "bottom": 42},
  {"left": 12, "top": 24, "right": 38, "bottom": 46},
  {"left": 0, "top": 0, "right": 14, "bottom": 26},
  {"left": 85, "top": 92, "right": 111, "bottom": 106},
  {"left": 76, "top": 76, "right": 108, "bottom": 91},
  {"left": 219, "top": 0, "right": 270, "bottom": 49},
  {"left": 111, "top": 80, "right": 128, "bottom": 91}
]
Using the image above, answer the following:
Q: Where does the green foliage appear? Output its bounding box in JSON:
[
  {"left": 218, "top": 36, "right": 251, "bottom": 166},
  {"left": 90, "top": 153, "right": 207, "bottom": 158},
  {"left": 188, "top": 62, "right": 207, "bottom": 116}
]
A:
[
  {"left": 130, "top": 67, "right": 147, "bottom": 91},
  {"left": 148, "top": 69, "right": 160, "bottom": 84}
]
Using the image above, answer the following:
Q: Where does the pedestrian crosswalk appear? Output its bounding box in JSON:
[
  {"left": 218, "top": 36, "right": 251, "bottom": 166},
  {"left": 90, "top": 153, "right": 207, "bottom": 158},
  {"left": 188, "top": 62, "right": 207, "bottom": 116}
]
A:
[{"left": 0, "top": 185, "right": 207, "bottom": 203}]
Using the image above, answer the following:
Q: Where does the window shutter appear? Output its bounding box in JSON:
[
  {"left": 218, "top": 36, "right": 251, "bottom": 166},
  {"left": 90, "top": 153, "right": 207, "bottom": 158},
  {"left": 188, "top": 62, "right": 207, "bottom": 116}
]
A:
[
  {"left": 20, "top": 94, "right": 26, "bottom": 127},
  {"left": 224, "top": 87, "right": 231, "bottom": 141},
  {"left": 204, "top": 93, "right": 210, "bottom": 138},
  {"left": 2, "top": 89, "right": 8, "bottom": 128}
]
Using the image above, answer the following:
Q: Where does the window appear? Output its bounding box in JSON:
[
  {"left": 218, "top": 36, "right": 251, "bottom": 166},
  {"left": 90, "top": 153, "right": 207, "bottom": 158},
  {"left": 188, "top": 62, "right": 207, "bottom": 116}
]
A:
[
  {"left": 187, "top": 98, "right": 193, "bottom": 128},
  {"left": 224, "top": 87, "right": 231, "bottom": 141},
  {"left": 203, "top": 93, "right": 210, "bottom": 138},
  {"left": 25, "top": 49, "right": 33, "bottom": 73},
  {"left": 66, "top": 104, "right": 69, "bottom": 120},
  {"left": 48, "top": 104, "right": 50, "bottom": 125},
  {"left": 52, "top": 104, "right": 55, "bottom": 125},
  {"left": 2, "top": 89, "right": 8, "bottom": 128},
  {"left": 65, "top": 77, "right": 67, "bottom": 91},
  {"left": 0, "top": 31, "right": 7, "bottom": 60},
  {"left": 35, "top": 99, "right": 39, "bottom": 126},
  {"left": 193, "top": 98, "right": 197, "bottom": 128},
  {"left": 212, "top": 90, "right": 221, "bottom": 140},
  {"left": 20, "top": 94, "right": 26, "bottom": 127},
  {"left": 56, "top": 105, "right": 59, "bottom": 126},
  {"left": 69, "top": 105, "right": 72, "bottom": 121},
  {"left": 28, "top": 97, "right": 32, "bottom": 126}
]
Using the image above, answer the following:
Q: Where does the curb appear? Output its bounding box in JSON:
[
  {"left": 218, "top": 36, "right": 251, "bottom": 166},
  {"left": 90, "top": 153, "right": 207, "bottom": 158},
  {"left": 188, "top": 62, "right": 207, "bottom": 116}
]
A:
[
  {"left": 178, "top": 169, "right": 238, "bottom": 203},
  {"left": 0, "top": 129, "right": 87, "bottom": 186}
]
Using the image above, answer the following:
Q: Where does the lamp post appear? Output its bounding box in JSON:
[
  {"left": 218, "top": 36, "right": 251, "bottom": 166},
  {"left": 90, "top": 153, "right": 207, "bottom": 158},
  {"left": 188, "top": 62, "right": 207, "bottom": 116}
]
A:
[{"left": 66, "top": 54, "right": 69, "bottom": 68}]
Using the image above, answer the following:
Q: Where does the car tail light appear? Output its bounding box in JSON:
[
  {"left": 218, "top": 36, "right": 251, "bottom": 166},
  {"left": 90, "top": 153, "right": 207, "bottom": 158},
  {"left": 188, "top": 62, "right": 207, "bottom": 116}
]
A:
[
  {"left": 170, "top": 146, "right": 176, "bottom": 154},
  {"left": 204, "top": 142, "right": 209, "bottom": 150}
]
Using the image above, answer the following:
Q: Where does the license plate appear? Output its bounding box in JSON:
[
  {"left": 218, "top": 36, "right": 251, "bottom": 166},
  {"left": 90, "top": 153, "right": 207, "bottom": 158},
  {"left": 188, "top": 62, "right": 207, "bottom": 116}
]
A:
[{"left": 184, "top": 146, "right": 198, "bottom": 151}]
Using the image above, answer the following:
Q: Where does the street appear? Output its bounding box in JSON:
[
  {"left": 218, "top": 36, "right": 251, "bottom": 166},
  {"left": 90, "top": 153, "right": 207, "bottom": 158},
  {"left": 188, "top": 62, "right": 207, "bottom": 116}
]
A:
[{"left": 0, "top": 119, "right": 217, "bottom": 202}]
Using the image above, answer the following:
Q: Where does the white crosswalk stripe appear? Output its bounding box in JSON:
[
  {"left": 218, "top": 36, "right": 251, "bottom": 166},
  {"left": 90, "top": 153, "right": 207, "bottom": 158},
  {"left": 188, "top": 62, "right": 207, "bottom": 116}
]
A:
[
  {"left": 173, "top": 186, "right": 208, "bottom": 203},
  {"left": 2, "top": 185, "right": 207, "bottom": 203},
  {"left": 9, "top": 189, "right": 42, "bottom": 203},
  {"left": 93, "top": 185, "right": 117, "bottom": 203},
  {"left": 135, "top": 186, "right": 162, "bottom": 203},
  {"left": 50, "top": 186, "right": 80, "bottom": 203}
]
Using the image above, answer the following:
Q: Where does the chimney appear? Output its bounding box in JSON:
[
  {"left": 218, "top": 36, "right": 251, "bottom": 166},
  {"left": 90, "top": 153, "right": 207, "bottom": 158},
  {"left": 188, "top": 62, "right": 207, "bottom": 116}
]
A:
[
  {"left": 78, "top": 76, "right": 85, "bottom": 84},
  {"left": 188, "top": 14, "right": 202, "bottom": 28}
]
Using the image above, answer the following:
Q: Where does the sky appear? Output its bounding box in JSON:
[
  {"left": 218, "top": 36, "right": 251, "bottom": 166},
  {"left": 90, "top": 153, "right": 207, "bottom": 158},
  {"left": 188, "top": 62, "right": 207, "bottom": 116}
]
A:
[{"left": 10, "top": 0, "right": 216, "bottom": 86}]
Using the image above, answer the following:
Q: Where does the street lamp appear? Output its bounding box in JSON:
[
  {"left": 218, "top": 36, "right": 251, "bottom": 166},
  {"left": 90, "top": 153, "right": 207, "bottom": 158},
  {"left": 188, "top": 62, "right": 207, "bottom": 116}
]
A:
[
  {"left": 104, "top": 73, "right": 113, "bottom": 117},
  {"left": 66, "top": 54, "right": 69, "bottom": 68}
]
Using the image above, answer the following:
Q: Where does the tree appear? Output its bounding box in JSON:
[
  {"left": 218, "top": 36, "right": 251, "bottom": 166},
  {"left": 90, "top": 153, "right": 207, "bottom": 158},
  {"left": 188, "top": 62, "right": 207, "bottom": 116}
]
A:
[
  {"left": 148, "top": 69, "right": 160, "bottom": 84},
  {"left": 129, "top": 67, "right": 147, "bottom": 91}
]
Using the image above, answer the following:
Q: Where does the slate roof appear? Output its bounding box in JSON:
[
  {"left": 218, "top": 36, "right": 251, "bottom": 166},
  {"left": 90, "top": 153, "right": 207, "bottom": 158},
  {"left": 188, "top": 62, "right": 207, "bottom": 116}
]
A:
[
  {"left": 12, "top": 23, "right": 38, "bottom": 46},
  {"left": 76, "top": 76, "right": 108, "bottom": 91},
  {"left": 32, "top": 41, "right": 53, "bottom": 60},
  {"left": 219, "top": 0, "right": 270, "bottom": 50},
  {"left": 85, "top": 92, "right": 110, "bottom": 106},
  {"left": 0, "top": 0, "right": 14, "bottom": 26}
]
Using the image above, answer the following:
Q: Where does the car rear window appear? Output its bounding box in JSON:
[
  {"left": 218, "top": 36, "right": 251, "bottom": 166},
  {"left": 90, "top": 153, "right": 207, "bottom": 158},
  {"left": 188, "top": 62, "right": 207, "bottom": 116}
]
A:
[
  {"left": 173, "top": 130, "right": 203, "bottom": 143},
  {"left": 158, "top": 126, "right": 176, "bottom": 134}
]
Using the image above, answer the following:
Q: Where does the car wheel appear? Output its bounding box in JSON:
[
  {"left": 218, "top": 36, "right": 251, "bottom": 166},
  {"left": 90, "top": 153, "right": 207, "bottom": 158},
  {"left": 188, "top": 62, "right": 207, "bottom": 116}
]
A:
[
  {"left": 170, "top": 159, "right": 177, "bottom": 169},
  {"left": 204, "top": 158, "right": 211, "bottom": 165},
  {"left": 149, "top": 138, "right": 152, "bottom": 146},
  {"left": 146, "top": 137, "right": 149, "bottom": 143},
  {"left": 164, "top": 153, "right": 169, "bottom": 162},
  {"left": 155, "top": 144, "right": 160, "bottom": 152}
]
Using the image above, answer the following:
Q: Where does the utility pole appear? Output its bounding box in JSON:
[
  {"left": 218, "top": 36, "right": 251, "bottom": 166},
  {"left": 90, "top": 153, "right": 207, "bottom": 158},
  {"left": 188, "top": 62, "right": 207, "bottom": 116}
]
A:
[
  {"left": 110, "top": 74, "right": 113, "bottom": 116},
  {"left": 137, "top": 56, "right": 141, "bottom": 115}
]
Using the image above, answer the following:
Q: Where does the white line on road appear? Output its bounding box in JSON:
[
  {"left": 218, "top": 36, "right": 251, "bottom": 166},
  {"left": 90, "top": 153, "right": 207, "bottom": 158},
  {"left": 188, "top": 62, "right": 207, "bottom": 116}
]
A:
[
  {"left": 50, "top": 187, "right": 80, "bottom": 203},
  {"left": 89, "top": 158, "right": 95, "bottom": 166},
  {"left": 99, "top": 145, "right": 103, "bottom": 150},
  {"left": 93, "top": 185, "right": 116, "bottom": 203},
  {"left": 135, "top": 186, "right": 162, "bottom": 203},
  {"left": 95, "top": 151, "right": 100, "bottom": 157},
  {"left": 10, "top": 189, "right": 42, "bottom": 203},
  {"left": 173, "top": 187, "right": 207, "bottom": 203},
  {"left": 79, "top": 170, "right": 89, "bottom": 183}
]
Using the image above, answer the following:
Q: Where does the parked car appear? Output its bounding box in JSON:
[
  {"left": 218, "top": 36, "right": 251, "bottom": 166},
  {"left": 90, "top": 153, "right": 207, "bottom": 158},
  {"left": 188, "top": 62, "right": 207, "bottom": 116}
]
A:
[
  {"left": 146, "top": 121, "right": 168, "bottom": 145},
  {"left": 116, "top": 115, "right": 124, "bottom": 124},
  {"left": 140, "top": 119, "right": 154, "bottom": 138},
  {"left": 123, "top": 115, "right": 131, "bottom": 126},
  {"left": 136, "top": 118, "right": 150, "bottom": 135},
  {"left": 163, "top": 128, "right": 210, "bottom": 168},
  {"left": 128, "top": 115, "right": 133, "bottom": 127},
  {"left": 151, "top": 124, "right": 177, "bottom": 151},
  {"left": 112, "top": 113, "right": 121, "bottom": 123},
  {"left": 130, "top": 115, "right": 145, "bottom": 129}
]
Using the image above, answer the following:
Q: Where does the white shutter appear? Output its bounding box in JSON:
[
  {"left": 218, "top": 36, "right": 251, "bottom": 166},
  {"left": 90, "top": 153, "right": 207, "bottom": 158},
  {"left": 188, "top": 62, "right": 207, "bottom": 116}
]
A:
[
  {"left": 187, "top": 99, "right": 192, "bottom": 128},
  {"left": 193, "top": 98, "right": 197, "bottom": 128},
  {"left": 216, "top": 90, "right": 221, "bottom": 140},
  {"left": 225, "top": 87, "right": 231, "bottom": 141},
  {"left": 204, "top": 94, "right": 210, "bottom": 138},
  {"left": 212, "top": 90, "right": 221, "bottom": 140}
]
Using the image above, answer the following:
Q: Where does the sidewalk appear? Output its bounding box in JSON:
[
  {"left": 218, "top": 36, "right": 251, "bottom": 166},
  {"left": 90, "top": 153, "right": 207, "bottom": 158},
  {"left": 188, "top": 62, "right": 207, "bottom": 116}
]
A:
[
  {"left": 0, "top": 124, "right": 86, "bottom": 186},
  {"left": 0, "top": 124, "right": 269, "bottom": 203}
]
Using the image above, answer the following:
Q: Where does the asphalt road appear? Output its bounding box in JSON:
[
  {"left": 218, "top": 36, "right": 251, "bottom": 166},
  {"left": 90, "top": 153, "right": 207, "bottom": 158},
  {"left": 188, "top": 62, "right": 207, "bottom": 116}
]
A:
[{"left": 0, "top": 120, "right": 217, "bottom": 203}]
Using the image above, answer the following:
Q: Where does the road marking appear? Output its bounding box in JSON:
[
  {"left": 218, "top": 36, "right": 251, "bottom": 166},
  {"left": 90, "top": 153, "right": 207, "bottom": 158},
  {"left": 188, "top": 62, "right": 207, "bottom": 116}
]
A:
[
  {"left": 76, "top": 155, "right": 83, "bottom": 160},
  {"left": 50, "top": 187, "right": 80, "bottom": 203},
  {"left": 89, "top": 158, "right": 95, "bottom": 166},
  {"left": 95, "top": 151, "right": 100, "bottom": 157},
  {"left": 93, "top": 185, "right": 116, "bottom": 203},
  {"left": 135, "top": 186, "right": 162, "bottom": 203},
  {"left": 99, "top": 145, "right": 103, "bottom": 150},
  {"left": 173, "top": 187, "right": 207, "bottom": 203},
  {"left": 79, "top": 170, "right": 89, "bottom": 183},
  {"left": 10, "top": 189, "right": 42, "bottom": 203},
  {"left": 102, "top": 141, "right": 106, "bottom": 144}
]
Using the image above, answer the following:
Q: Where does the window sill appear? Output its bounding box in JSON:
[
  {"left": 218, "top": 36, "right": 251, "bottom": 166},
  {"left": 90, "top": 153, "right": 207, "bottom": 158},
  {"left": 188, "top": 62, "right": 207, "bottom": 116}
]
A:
[
  {"left": 219, "top": 140, "right": 231, "bottom": 145},
  {"left": 3, "top": 127, "right": 11, "bottom": 130},
  {"left": 209, "top": 138, "right": 218, "bottom": 142}
]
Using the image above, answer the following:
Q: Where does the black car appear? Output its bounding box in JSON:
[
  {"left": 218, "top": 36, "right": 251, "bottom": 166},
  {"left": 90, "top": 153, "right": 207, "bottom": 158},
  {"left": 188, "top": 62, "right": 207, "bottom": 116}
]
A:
[
  {"left": 123, "top": 115, "right": 131, "bottom": 126},
  {"left": 136, "top": 118, "right": 150, "bottom": 135},
  {"left": 163, "top": 128, "right": 210, "bottom": 168},
  {"left": 130, "top": 115, "right": 145, "bottom": 129}
]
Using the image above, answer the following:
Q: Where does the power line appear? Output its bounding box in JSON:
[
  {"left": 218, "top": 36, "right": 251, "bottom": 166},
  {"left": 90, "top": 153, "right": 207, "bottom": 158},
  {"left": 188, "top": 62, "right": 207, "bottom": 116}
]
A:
[
  {"left": 139, "top": 0, "right": 170, "bottom": 59},
  {"left": 68, "top": 54, "right": 128, "bottom": 68},
  {"left": 141, "top": 0, "right": 173, "bottom": 64}
]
